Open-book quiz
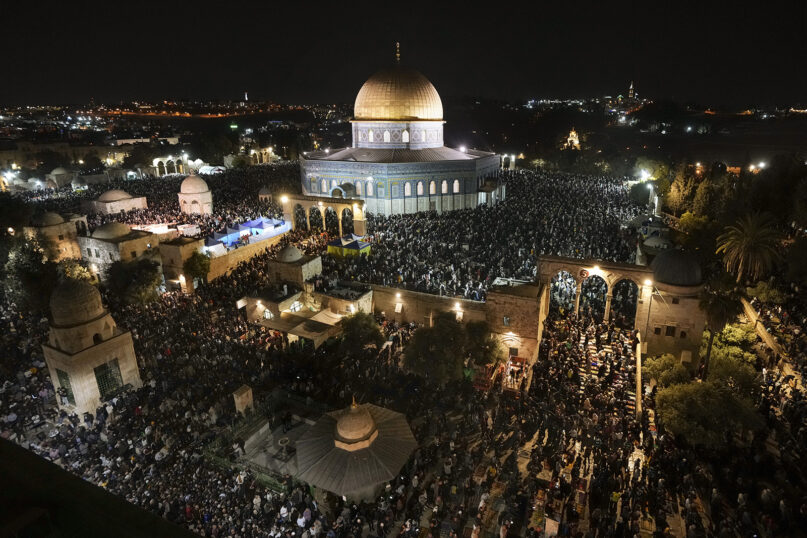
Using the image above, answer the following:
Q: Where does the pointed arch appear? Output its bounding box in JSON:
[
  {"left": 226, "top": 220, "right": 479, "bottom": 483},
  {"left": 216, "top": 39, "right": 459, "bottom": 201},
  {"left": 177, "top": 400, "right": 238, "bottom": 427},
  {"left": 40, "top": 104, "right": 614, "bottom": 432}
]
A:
[
  {"left": 402, "top": 130, "right": 409, "bottom": 143},
  {"left": 404, "top": 182, "right": 412, "bottom": 196}
]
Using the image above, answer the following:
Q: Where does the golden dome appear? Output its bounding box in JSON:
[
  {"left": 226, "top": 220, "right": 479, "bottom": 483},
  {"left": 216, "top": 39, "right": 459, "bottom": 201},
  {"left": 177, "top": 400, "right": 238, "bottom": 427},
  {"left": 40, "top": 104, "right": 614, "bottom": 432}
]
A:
[{"left": 354, "top": 66, "right": 443, "bottom": 121}]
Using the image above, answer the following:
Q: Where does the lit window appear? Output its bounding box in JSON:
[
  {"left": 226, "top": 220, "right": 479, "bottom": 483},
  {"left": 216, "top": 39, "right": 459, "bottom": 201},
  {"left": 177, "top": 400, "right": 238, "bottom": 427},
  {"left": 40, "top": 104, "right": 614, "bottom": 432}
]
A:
[
  {"left": 453, "top": 179, "right": 460, "bottom": 193},
  {"left": 402, "top": 130, "right": 409, "bottom": 143},
  {"left": 263, "top": 309, "right": 274, "bottom": 320},
  {"left": 404, "top": 183, "right": 411, "bottom": 196},
  {"left": 377, "top": 183, "right": 385, "bottom": 197},
  {"left": 503, "top": 316, "right": 510, "bottom": 327},
  {"left": 429, "top": 181, "right": 436, "bottom": 195},
  {"left": 321, "top": 179, "right": 327, "bottom": 192},
  {"left": 417, "top": 182, "right": 424, "bottom": 195},
  {"left": 289, "top": 301, "right": 302, "bottom": 312},
  {"left": 368, "top": 129, "right": 374, "bottom": 142},
  {"left": 441, "top": 180, "right": 448, "bottom": 194},
  {"left": 56, "top": 369, "right": 75, "bottom": 405},
  {"left": 366, "top": 182, "right": 373, "bottom": 196},
  {"left": 383, "top": 131, "right": 390, "bottom": 143},
  {"left": 355, "top": 182, "right": 362, "bottom": 195},
  {"left": 394, "top": 302, "right": 403, "bottom": 313}
]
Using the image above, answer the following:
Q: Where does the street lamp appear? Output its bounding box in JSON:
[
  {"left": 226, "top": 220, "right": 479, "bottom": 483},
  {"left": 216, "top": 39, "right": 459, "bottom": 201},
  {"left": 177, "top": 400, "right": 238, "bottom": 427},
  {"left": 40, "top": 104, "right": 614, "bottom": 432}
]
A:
[{"left": 280, "top": 195, "right": 288, "bottom": 204}]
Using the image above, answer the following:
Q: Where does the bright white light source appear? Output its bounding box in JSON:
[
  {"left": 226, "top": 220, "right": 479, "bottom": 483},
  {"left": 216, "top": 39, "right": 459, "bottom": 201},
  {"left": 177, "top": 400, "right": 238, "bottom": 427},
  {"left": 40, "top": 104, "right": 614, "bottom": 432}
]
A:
[{"left": 639, "top": 169, "right": 651, "bottom": 180}]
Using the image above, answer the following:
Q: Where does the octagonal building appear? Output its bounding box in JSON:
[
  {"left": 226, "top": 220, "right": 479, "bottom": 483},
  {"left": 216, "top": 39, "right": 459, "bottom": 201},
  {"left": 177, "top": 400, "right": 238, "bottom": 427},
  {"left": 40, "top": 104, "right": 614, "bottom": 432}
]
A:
[{"left": 300, "top": 46, "right": 504, "bottom": 215}]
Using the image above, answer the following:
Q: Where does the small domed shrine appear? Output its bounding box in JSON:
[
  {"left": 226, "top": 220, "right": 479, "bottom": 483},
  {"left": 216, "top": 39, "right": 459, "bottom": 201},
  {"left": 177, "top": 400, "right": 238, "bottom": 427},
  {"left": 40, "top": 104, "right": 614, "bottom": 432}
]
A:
[
  {"left": 295, "top": 399, "right": 416, "bottom": 500},
  {"left": 178, "top": 174, "right": 213, "bottom": 215},
  {"left": 42, "top": 279, "right": 142, "bottom": 414},
  {"left": 84, "top": 188, "right": 147, "bottom": 215}
]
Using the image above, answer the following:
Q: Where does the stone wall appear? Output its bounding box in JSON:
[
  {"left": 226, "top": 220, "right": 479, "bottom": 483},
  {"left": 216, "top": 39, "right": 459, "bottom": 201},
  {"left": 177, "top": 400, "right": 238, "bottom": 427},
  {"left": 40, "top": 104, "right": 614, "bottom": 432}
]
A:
[
  {"left": 635, "top": 282, "right": 706, "bottom": 360},
  {"left": 486, "top": 284, "right": 543, "bottom": 361},
  {"left": 207, "top": 233, "right": 286, "bottom": 281},
  {"left": 43, "top": 331, "right": 142, "bottom": 415},
  {"left": 370, "top": 285, "right": 486, "bottom": 325}
]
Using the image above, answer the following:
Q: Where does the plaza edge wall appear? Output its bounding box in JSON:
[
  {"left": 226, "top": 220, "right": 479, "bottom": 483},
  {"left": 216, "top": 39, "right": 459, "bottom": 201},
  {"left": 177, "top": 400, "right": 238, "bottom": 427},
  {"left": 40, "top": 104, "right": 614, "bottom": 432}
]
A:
[
  {"left": 370, "top": 285, "right": 486, "bottom": 325},
  {"left": 207, "top": 233, "right": 286, "bottom": 281}
]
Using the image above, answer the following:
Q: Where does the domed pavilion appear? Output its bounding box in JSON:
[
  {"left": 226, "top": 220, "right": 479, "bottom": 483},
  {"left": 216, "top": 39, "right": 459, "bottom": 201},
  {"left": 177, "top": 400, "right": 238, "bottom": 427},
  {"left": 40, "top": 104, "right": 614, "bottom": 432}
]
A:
[
  {"left": 300, "top": 44, "right": 503, "bottom": 216},
  {"left": 84, "top": 188, "right": 147, "bottom": 215},
  {"left": 42, "top": 279, "right": 142, "bottom": 414},
  {"left": 178, "top": 174, "right": 213, "bottom": 215},
  {"left": 295, "top": 399, "right": 417, "bottom": 501}
]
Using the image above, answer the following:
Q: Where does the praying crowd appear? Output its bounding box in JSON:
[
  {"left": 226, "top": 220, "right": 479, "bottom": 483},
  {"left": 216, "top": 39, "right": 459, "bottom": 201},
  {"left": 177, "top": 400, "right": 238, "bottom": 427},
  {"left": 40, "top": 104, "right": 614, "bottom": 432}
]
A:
[
  {"left": 3, "top": 161, "right": 807, "bottom": 538},
  {"left": 319, "top": 170, "right": 643, "bottom": 301}
]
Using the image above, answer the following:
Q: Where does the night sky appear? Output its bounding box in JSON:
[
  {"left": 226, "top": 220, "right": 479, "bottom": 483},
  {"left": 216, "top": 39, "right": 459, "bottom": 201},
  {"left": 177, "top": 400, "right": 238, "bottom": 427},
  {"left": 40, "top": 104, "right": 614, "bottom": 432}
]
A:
[{"left": 4, "top": 1, "right": 806, "bottom": 107}]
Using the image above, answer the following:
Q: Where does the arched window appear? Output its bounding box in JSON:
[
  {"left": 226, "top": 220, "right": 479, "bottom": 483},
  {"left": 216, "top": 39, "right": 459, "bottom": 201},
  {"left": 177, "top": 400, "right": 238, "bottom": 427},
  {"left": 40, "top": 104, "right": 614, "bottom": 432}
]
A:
[
  {"left": 402, "top": 130, "right": 409, "bottom": 143},
  {"left": 453, "top": 179, "right": 460, "bottom": 193},
  {"left": 377, "top": 183, "right": 385, "bottom": 198},
  {"left": 417, "top": 182, "right": 424, "bottom": 195},
  {"left": 355, "top": 181, "right": 362, "bottom": 195},
  {"left": 421, "top": 130, "right": 426, "bottom": 142},
  {"left": 366, "top": 182, "right": 373, "bottom": 196},
  {"left": 367, "top": 129, "right": 373, "bottom": 142},
  {"left": 383, "top": 131, "right": 390, "bottom": 143},
  {"left": 321, "top": 179, "right": 327, "bottom": 193},
  {"left": 441, "top": 180, "right": 448, "bottom": 194},
  {"left": 311, "top": 178, "right": 318, "bottom": 192},
  {"left": 404, "top": 182, "right": 412, "bottom": 196},
  {"left": 391, "top": 183, "right": 399, "bottom": 197},
  {"left": 429, "top": 181, "right": 436, "bottom": 195}
]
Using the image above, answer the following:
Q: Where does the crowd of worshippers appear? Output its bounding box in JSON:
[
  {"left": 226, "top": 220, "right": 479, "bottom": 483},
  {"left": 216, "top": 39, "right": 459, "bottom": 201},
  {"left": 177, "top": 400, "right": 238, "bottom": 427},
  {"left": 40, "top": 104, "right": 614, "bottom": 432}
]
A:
[
  {"left": 18, "top": 162, "right": 301, "bottom": 239},
  {"left": 749, "top": 291, "right": 807, "bottom": 376},
  {"left": 1, "top": 222, "right": 806, "bottom": 537},
  {"left": 318, "top": 170, "right": 643, "bottom": 301},
  {"left": 5, "top": 165, "right": 806, "bottom": 536}
]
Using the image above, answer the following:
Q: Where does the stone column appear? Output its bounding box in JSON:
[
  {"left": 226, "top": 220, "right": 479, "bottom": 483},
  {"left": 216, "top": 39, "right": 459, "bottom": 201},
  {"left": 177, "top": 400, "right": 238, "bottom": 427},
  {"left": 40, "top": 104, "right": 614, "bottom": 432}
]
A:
[
  {"left": 338, "top": 217, "right": 343, "bottom": 238},
  {"left": 305, "top": 210, "right": 311, "bottom": 231},
  {"left": 353, "top": 217, "right": 367, "bottom": 236},
  {"left": 603, "top": 293, "right": 613, "bottom": 321},
  {"left": 574, "top": 289, "right": 581, "bottom": 316}
]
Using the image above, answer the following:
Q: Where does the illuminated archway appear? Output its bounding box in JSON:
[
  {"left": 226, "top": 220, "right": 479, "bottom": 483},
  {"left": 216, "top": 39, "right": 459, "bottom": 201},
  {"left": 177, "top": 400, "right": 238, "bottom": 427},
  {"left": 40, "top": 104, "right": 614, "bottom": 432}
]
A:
[
  {"left": 611, "top": 279, "right": 639, "bottom": 328},
  {"left": 550, "top": 270, "right": 577, "bottom": 314},
  {"left": 580, "top": 274, "right": 608, "bottom": 321}
]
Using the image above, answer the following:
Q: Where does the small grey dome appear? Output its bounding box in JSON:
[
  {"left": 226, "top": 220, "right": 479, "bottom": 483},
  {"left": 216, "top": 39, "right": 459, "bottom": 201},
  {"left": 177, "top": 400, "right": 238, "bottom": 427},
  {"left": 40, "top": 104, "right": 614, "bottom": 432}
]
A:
[
  {"left": 650, "top": 249, "right": 702, "bottom": 287},
  {"left": 50, "top": 279, "right": 105, "bottom": 327},
  {"left": 277, "top": 245, "right": 303, "bottom": 263}
]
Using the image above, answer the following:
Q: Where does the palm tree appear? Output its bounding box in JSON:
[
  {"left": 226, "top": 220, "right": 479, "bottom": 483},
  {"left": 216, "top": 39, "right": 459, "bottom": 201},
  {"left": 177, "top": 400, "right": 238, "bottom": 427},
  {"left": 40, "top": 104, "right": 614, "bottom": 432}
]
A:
[
  {"left": 716, "top": 212, "right": 783, "bottom": 284},
  {"left": 699, "top": 284, "right": 743, "bottom": 379}
]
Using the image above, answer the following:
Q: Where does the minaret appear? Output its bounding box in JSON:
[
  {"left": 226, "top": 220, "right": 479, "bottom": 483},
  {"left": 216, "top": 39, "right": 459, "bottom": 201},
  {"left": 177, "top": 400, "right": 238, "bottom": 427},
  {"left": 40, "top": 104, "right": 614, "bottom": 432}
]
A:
[
  {"left": 395, "top": 42, "right": 401, "bottom": 64},
  {"left": 628, "top": 81, "right": 635, "bottom": 99},
  {"left": 244, "top": 90, "right": 249, "bottom": 102}
]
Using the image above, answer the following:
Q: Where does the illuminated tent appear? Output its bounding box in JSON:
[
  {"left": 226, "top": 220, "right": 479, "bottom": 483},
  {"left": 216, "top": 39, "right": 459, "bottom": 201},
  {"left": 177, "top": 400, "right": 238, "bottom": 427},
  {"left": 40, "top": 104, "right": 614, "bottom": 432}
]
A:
[{"left": 327, "top": 234, "right": 371, "bottom": 257}]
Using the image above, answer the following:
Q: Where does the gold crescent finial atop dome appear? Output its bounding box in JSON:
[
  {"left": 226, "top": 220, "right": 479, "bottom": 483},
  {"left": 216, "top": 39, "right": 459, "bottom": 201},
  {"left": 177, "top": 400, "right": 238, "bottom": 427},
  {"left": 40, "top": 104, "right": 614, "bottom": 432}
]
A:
[{"left": 395, "top": 42, "right": 400, "bottom": 64}]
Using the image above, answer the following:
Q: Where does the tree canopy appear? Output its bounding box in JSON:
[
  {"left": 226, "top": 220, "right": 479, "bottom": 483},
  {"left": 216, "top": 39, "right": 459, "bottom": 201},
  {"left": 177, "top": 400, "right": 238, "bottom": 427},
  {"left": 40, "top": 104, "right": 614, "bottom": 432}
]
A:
[
  {"left": 107, "top": 259, "right": 162, "bottom": 305},
  {"left": 183, "top": 250, "right": 211, "bottom": 283},
  {"left": 340, "top": 312, "right": 384, "bottom": 356}
]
